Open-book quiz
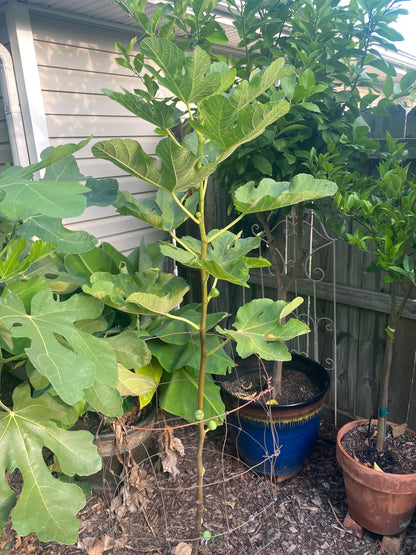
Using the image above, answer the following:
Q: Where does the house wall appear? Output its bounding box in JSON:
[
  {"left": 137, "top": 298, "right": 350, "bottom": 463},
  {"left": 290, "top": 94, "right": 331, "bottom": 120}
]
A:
[
  {"left": 30, "top": 12, "right": 165, "bottom": 253},
  {"left": 0, "top": 87, "right": 12, "bottom": 170},
  {"left": 0, "top": 12, "right": 13, "bottom": 170}
]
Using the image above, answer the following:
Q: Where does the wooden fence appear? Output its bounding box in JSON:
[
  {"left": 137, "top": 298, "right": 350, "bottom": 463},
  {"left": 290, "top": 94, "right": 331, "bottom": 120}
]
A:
[{"left": 198, "top": 104, "right": 416, "bottom": 429}]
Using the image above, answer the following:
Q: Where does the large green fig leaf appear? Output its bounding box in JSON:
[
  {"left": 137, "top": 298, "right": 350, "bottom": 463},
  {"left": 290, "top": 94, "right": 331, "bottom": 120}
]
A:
[
  {"left": 17, "top": 216, "right": 97, "bottom": 254},
  {"left": 92, "top": 137, "right": 215, "bottom": 194},
  {"left": 22, "top": 138, "right": 91, "bottom": 176},
  {"left": 233, "top": 174, "right": 338, "bottom": 214},
  {"left": 83, "top": 380, "right": 123, "bottom": 416},
  {"left": 106, "top": 330, "right": 152, "bottom": 369},
  {"left": 216, "top": 298, "right": 310, "bottom": 360},
  {"left": 160, "top": 231, "right": 270, "bottom": 286},
  {"left": 83, "top": 269, "right": 190, "bottom": 315},
  {"left": 147, "top": 304, "right": 227, "bottom": 345},
  {"left": 42, "top": 147, "right": 84, "bottom": 182},
  {"left": 140, "top": 39, "right": 222, "bottom": 104},
  {"left": 192, "top": 97, "right": 290, "bottom": 163},
  {"left": 103, "top": 89, "right": 181, "bottom": 130},
  {"left": 0, "top": 237, "right": 56, "bottom": 283},
  {"left": 116, "top": 364, "right": 157, "bottom": 397},
  {"left": 0, "top": 166, "right": 89, "bottom": 220},
  {"left": 159, "top": 369, "right": 224, "bottom": 423},
  {"left": 148, "top": 333, "right": 233, "bottom": 375},
  {"left": 114, "top": 189, "right": 199, "bottom": 231},
  {"left": 0, "top": 384, "right": 101, "bottom": 544},
  {"left": 0, "top": 289, "right": 118, "bottom": 406},
  {"left": 84, "top": 177, "right": 119, "bottom": 207},
  {"left": 115, "top": 190, "right": 164, "bottom": 229},
  {"left": 64, "top": 247, "right": 119, "bottom": 284}
]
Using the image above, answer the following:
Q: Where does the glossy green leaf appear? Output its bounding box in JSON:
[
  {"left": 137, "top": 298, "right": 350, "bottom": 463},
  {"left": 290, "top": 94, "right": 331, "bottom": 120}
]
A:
[{"left": 0, "top": 384, "right": 101, "bottom": 544}]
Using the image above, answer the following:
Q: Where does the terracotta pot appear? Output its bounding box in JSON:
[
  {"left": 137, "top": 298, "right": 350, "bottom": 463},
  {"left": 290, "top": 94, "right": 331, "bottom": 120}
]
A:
[
  {"left": 336, "top": 419, "right": 416, "bottom": 536},
  {"left": 81, "top": 399, "right": 157, "bottom": 494},
  {"left": 220, "top": 353, "right": 330, "bottom": 481}
]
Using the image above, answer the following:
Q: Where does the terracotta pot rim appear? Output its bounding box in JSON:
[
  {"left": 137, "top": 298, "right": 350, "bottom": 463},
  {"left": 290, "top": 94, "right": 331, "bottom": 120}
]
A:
[{"left": 337, "top": 419, "right": 416, "bottom": 483}]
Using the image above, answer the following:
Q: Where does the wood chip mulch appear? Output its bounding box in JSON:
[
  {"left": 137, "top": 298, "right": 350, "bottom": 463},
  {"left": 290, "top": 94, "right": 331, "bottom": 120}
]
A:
[{"left": 1, "top": 418, "right": 416, "bottom": 554}]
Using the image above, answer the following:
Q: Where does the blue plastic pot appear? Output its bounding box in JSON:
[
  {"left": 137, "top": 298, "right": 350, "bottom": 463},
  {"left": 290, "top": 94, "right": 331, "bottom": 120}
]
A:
[{"left": 220, "top": 354, "right": 330, "bottom": 481}]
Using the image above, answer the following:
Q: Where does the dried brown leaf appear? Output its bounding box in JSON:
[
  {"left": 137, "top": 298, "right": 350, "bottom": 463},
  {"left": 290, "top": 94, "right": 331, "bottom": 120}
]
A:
[
  {"left": 158, "top": 428, "right": 185, "bottom": 478},
  {"left": 78, "top": 532, "right": 127, "bottom": 555},
  {"left": 391, "top": 422, "right": 408, "bottom": 438},
  {"left": 172, "top": 542, "right": 193, "bottom": 555}
]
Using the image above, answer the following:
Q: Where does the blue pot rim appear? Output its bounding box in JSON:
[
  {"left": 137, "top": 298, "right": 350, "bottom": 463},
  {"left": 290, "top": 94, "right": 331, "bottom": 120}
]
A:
[{"left": 219, "top": 353, "right": 330, "bottom": 410}]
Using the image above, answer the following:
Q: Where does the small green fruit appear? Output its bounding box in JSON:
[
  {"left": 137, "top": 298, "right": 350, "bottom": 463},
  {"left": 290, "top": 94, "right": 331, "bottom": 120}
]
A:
[
  {"left": 210, "top": 287, "right": 220, "bottom": 298},
  {"left": 194, "top": 409, "right": 204, "bottom": 421},
  {"left": 202, "top": 530, "right": 212, "bottom": 540},
  {"left": 195, "top": 211, "right": 202, "bottom": 219},
  {"left": 206, "top": 419, "right": 217, "bottom": 431}
]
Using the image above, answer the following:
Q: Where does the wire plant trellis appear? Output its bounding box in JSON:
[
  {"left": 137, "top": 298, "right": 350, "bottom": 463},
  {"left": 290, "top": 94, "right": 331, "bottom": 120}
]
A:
[{"left": 249, "top": 207, "right": 339, "bottom": 425}]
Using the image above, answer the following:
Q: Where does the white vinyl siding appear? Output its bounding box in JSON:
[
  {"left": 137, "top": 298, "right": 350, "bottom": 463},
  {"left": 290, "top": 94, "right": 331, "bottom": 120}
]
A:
[
  {"left": 0, "top": 14, "right": 13, "bottom": 169},
  {"left": 0, "top": 94, "right": 12, "bottom": 169},
  {"left": 31, "top": 13, "right": 164, "bottom": 253}
]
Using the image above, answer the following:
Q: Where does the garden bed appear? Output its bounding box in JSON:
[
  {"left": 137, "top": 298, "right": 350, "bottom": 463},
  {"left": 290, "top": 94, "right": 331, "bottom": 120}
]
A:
[{"left": 1, "top": 418, "right": 415, "bottom": 554}]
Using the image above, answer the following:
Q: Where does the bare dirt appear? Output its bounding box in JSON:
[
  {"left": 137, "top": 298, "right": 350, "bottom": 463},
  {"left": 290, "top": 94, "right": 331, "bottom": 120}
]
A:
[{"left": 1, "top": 415, "right": 416, "bottom": 555}]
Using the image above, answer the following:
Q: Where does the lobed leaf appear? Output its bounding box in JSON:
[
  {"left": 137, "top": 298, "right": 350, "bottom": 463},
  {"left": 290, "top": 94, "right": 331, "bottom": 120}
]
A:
[
  {"left": 0, "top": 289, "right": 118, "bottom": 407},
  {"left": 0, "top": 384, "right": 101, "bottom": 544}
]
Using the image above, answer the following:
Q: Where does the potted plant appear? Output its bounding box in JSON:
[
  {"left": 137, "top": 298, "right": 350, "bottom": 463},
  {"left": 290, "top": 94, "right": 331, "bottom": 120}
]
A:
[
  {"left": 0, "top": 143, "right": 168, "bottom": 544},
  {"left": 87, "top": 1, "right": 339, "bottom": 549},
  {"left": 333, "top": 134, "right": 416, "bottom": 536},
  {"left": 212, "top": 0, "right": 415, "bottom": 481},
  {"left": 61, "top": 240, "right": 169, "bottom": 494}
]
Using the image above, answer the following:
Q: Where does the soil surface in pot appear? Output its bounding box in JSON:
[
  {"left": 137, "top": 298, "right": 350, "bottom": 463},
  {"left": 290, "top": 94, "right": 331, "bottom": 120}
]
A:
[
  {"left": 341, "top": 421, "right": 416, "bottom": 474},
  {"left": 3, "top": 417, "right": 416, "bottom": 554},
  {"left": 74, "top": 402, "right": 146, "bottom": 435},
  {"left": 221, "top": 368, "right": 320, "bottom": 405}
]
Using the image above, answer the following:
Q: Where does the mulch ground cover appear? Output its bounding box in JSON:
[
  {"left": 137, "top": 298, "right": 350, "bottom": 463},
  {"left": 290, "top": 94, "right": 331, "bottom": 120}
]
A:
[{"left": 1, "top": 417, "right": 416, "bottom": 554}]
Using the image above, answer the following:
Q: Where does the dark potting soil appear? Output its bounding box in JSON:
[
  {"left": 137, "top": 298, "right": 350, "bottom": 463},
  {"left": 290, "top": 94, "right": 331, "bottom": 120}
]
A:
[
  {"left": 221, "top": 368, "right": 320, "bottom": 405},
  {"left": 74, "top": 402, "right": 146, "bottom": 435},
  {"left": 341, "top": 421, "right": 416, "bottom": 474}
]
